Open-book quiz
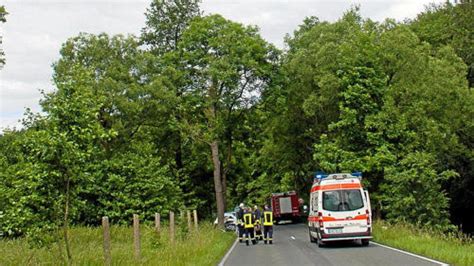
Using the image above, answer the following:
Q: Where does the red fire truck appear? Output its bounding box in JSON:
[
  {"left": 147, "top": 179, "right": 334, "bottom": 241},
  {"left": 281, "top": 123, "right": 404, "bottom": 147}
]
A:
[{"left": 271, "top": 191, "right": 306, "bottom": 224}]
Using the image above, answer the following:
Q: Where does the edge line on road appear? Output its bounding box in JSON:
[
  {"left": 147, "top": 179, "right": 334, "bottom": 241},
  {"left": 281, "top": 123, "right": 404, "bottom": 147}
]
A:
[
  {"left": 218, "top": 238, "right": 238, "bottom": 266},
  {"left": 372, "top": 241, "right": 449, "bottom": 266}
]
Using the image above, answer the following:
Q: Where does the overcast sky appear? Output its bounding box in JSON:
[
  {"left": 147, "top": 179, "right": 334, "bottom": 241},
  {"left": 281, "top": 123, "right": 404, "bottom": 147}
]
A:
[{"left": 0, "top": 0, "right": 444, "bottom": 131}]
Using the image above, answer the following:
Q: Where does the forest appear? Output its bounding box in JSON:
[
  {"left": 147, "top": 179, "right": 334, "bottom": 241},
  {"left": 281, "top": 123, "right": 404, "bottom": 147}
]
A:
[{"left": 0, "top": 0, "right": 473, "bottom": 241}]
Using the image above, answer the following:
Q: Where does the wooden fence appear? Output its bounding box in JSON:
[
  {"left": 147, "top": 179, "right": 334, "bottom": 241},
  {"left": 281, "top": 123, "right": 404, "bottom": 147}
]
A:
[{"left": 101, "top": 210, "right": 199, "bottom": 264}]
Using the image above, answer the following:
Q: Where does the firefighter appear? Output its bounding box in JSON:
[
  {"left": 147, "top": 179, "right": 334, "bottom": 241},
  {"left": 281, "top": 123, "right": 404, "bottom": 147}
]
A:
[
  {"left": 263, "top": 204, "right": 274, "bottom": 244},
  {"left": 236, "top": 203, "right": 245, "bottom": 243},
  {"left": 253, "top": 205, "right": 263, "bottom": 241},
  {"left": 243, "top": 207, "right": 257, "bottom": 246}
]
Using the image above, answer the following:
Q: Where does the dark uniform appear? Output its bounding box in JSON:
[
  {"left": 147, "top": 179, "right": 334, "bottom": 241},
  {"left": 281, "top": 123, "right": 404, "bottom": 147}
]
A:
[
  {"left": 263, "top": 207, "right": 274, "bottom": 244},
  {"left": 243, "top": 209, "right": 257, "bottom": 246},
  {"left": 253, "top": 207, "right": 263, "bottom": 241},
  {"left": 236, "top": 207, "right": 244, "bottom": 243}
]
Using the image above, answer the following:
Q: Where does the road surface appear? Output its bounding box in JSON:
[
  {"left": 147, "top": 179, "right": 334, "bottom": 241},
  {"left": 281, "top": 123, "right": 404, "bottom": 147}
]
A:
[{"left": 222, "top": 223, "right": 446, "bottom": 266}]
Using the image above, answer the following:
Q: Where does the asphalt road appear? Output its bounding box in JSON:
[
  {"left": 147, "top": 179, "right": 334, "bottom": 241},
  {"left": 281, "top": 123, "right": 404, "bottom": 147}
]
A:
[{"left": 222, "top": 223, "right": 445, "bottom": 266}]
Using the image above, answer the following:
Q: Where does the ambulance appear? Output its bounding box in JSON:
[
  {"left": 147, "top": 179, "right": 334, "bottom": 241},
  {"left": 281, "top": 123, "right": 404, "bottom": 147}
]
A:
[{"left": 308, "top": 172, "right": 372, "bottom": 247}]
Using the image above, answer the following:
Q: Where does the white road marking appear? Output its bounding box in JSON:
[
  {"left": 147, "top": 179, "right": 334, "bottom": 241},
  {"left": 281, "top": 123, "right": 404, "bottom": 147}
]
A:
[
  {"left": 291, "top": 236, "right": 296, "bottom": 240},
  {"left": 218, "top": 238, "right": 238, "bottom": 266},
  {"left": 372, "top": 242, "right": 449, "bottom": 266}
]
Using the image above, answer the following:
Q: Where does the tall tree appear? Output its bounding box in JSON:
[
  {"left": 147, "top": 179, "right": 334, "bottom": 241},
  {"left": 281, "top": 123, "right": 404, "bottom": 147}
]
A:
[
  {"left": 410, "top": 1, "right": 474, "bottom": 231},
  {"left": 53, "top": 33, "right": 183, "bottom": 224},
  {"left": 141, "top": 0, "right": 203, "bottom": 211},
  {"left": 142, "top": 0, "right": 201, "bottom": 55},
  {"left": 273, "top": 8, "right": 472, "bottom": 229},
  {"left": 174, "top": 14, "right": 277, "bottom": 226},
  {"left": 23, "top": 65, "right": 116, "bottom": 261},
  {"left": 411, "top": 1, "right": 474, "bottom": 87}
]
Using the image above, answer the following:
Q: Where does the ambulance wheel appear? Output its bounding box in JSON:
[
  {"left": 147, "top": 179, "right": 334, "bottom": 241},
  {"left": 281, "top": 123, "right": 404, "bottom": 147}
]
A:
[
  {"left": 361, "top": 239, "right": 370, "bottom": 246},
  {"left": 309, "top": 229, "right": 317, "bottom": 243}
]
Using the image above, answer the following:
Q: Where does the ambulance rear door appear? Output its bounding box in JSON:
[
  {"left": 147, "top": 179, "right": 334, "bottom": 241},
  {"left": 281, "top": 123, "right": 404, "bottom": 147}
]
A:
[{"left": 321, "top": 188, "right": 369, "bottom": 235}]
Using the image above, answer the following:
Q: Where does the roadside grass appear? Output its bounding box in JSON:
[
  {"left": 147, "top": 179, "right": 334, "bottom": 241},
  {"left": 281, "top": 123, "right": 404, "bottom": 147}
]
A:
[
  {"left": 373, "top": 220, "right": 474, "bottom": 266},
  {"left": 0, "top": 222, "right": 236, "bottom": 266}
]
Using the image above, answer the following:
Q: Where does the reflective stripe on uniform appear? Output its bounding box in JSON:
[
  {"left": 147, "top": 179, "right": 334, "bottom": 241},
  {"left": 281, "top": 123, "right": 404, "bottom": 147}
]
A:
[
  {"left": 243, "top": 213, "right": 254, "bottom": 228},
  {"left": 263, "top": 211, "right": 273, "bottom": 226}
]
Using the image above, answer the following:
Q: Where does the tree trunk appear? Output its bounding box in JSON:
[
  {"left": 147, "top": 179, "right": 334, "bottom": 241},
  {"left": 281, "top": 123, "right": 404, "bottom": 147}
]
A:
[
  {"left": 207, "top": 82, "right": 225, "bottom": 228},
  {"left": 221, "top": 138, "right": 232, "bottom": 211},
  {"left": 210, "top": 140, "right": 225, "bottom": 228}
]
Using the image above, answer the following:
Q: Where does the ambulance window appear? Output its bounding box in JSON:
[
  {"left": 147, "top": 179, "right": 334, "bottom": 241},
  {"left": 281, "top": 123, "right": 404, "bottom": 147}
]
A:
[
  {"left": 343, "top": 190, "right": 364, "bottom": 210},
  {"left": 313, "top": 193, "right": 318, "bottom": 211},
  {"left": 323, "top": 190, "right": 363, "bottom": 211},
  {"left": 322, "top": 191, "right": 341, "bottom": 211}
]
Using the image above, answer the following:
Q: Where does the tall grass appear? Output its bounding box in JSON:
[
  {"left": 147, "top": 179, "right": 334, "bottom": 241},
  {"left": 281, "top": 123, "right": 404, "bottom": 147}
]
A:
[
  {"left": 0, "top": 223, "right": 235, "bottom": 266},
  {"left": 373, "top": 220, "right": 474, "bottom": 266}
]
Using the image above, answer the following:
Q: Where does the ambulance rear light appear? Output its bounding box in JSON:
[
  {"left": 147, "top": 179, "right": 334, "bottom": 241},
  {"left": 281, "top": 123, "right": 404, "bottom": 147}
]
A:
[
  {"left": 366, "top": 209, "right": 371, "bottom": 225},
  {"left": 314, "top": 171, "right": 328, "bottom": 180},
  {"left": 318, "top": 212, "right": 324, "bottom": 228},
  {"left": 352, "top": 172, "right": 362, "bottom": 178},
  {"left": 352, "top": 172, "right": 363, "bottom": 180}
]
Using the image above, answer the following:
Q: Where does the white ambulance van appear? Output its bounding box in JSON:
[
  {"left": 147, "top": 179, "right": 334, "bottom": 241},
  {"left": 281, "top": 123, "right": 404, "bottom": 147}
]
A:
[{"left": 308, "top": 172, "right": 372, "bottom": 247}]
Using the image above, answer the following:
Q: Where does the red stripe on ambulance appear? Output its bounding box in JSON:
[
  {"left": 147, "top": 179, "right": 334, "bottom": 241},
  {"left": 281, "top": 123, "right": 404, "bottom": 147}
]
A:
[{"left": 310, "top": 183, "right": 361, "bottom": 193}]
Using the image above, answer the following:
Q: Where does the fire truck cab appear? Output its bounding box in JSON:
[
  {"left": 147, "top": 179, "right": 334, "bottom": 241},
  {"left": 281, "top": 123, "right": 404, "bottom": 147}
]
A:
[{"left": 308, "top": 172, "right": 372, "bottom": 247}]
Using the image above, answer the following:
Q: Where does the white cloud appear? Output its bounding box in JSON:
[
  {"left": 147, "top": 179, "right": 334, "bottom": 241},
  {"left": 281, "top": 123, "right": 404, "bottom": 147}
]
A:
[
  {"left": 1, "top": 0, "right": 149, "bottom": 130},
  {"left": 1, "top": 0, "right": 444, "bottom": 131}
]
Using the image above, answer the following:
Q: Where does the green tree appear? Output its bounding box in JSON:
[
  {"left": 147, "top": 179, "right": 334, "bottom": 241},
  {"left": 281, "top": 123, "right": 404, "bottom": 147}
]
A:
[
  {"left": 410, "top": 1, "right": 474, "bottom": 231},
  {"left": 142, "top": 0, "right": 201, "bottom": 55},
  {"left": 174, "top": 14, "right": 278, "bottom": 226},
  {"left": 23, "top": 65, "right": 116, "bottom": 261},
  {"left": 53, "top": 33, "right": 183, "bottom": 224},
  {"left": 411, "top": 1, "right": 474, "bottom": 87},
  {"left": 277, "top": 9, "right": 472, "bottom": 228},
  {"left": 263, "top": 10, "right": 369, "bottom": 195},
  {"left": 380, "top": 152, "right": 456, "bottom": 230},
  {"left": 367, "top": 41, "right": 473, "bottom": 228},
  {"left": 141, "top": 0, "right": 206, "bottom": 212}
]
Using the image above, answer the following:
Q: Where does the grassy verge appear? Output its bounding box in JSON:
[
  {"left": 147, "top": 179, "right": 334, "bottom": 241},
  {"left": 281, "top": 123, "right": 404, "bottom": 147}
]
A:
[
  {"left": 373, "top": 221, "right": 474, "bottom": 266},
  {"left": 0, "top": 223, "right": 236, "bottom": 265}
]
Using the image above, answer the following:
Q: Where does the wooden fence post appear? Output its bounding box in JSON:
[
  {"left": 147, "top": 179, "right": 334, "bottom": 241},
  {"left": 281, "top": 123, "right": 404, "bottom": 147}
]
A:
[
  {"left": 102, "top": 216, "right": 111, "bottom": 266},
  {"left": 133, "top": 214, "right": 140, "bottom": 261},
  {"left": 169, "top": 211, "right": 175, "bottom": 244},
  {"left": 193, "top": 209, "right": 198, "bottom": 230},
  {"left": 187, "top": 210, "right": 192, "bottom": 231},
  {"left": 155, "top": 213, "right": 161, "bottom": 234}
]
